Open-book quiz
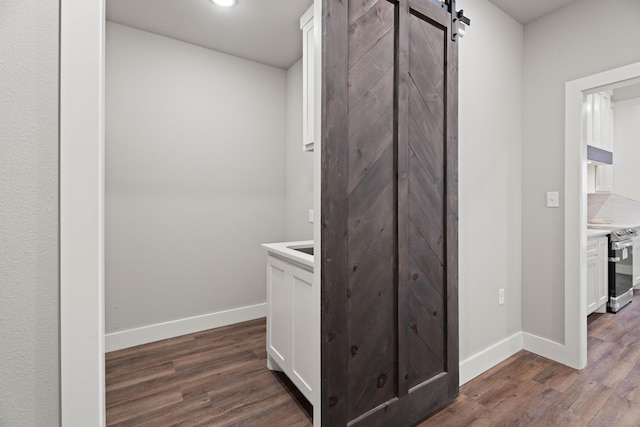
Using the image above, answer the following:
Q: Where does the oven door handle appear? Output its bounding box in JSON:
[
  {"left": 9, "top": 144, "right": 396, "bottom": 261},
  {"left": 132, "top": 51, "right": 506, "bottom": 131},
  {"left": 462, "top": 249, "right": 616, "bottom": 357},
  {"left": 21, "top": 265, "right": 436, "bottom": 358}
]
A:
[{"left": 611, "top": 240, "right": 634, "bottom": 250}]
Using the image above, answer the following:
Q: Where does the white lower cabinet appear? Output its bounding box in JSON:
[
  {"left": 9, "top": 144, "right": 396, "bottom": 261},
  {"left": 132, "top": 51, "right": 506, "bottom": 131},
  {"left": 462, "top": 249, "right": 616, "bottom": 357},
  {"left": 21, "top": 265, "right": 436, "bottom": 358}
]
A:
[
  {"left": 597, "top": 236, "right": 609, "bottom": 310},
  {"left": 587, "top": 235, "right": 608, "bottom": 315},
  {"left": 586, "top": 241, "right": 598, "bottom": 314},
  {"left": 266, "top": 255, "right": 314, "bottom": 403}
]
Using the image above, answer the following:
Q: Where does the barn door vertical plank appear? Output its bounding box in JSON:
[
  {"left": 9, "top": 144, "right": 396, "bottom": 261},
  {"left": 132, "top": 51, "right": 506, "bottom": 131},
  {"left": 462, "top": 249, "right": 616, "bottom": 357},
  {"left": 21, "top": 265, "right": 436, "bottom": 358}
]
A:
[
  {"left": 445, "top": 17, "right": 460, "bottom": 394},
  {"left": 395, "top": 0, "right": 410, "bottom": 399},
  {"left": 320, "top": 0, "right": 349, "bottom": 424}
]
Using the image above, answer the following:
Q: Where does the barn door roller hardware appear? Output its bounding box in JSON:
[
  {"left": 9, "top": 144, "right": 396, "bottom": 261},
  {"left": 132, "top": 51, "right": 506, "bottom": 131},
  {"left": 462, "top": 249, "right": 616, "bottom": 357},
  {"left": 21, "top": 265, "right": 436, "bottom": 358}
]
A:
[{"left": 448, "top": 0, "right": 471, "bottom": 41}]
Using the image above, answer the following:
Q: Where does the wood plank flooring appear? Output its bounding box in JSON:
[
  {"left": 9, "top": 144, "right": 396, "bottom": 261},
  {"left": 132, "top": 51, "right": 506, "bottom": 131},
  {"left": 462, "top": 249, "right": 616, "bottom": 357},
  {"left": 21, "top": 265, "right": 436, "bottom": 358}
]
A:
[
  {"left": 420, "top": 291, "right": 640, "bottom": 426},
  {"left": 105, "top": 319, "right": 312, "bottom": 426},
  {"left": 107, "top": 292, "right": 640, "bottom": 426}
]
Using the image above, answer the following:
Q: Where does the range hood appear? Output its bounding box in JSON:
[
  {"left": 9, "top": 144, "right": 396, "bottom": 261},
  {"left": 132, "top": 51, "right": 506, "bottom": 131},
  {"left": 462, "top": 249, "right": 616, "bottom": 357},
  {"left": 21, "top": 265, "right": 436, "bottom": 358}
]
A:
[{"left": 587, "top": 145, "right": 613, "bottom": 165}]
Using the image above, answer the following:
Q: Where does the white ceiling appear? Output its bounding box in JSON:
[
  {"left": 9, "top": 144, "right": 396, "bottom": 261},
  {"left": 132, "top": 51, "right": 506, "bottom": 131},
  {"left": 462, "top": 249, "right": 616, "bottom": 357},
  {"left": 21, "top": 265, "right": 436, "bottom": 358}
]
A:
[
  {"left": 107, "top": 0, "right": 577, "bottom": 70},
  {"left": 106, "top": 0, "right": 313, "bottom": 69},
  {"left": 487, "top": 0, "right": 578, "bottom": 24}
]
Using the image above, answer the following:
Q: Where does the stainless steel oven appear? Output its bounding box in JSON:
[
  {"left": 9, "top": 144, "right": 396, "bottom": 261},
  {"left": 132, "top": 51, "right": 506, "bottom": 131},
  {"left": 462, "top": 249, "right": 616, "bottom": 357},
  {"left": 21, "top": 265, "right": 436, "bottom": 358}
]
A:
[{"left": 608, "top": 228, "right": 637, "bottom": 312}]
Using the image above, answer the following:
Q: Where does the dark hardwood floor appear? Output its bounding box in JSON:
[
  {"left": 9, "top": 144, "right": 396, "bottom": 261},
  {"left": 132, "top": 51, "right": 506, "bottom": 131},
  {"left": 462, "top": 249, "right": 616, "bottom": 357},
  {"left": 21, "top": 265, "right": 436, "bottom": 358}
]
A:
[
  {"left": 105, "top": 319, "right": 312, "bottom": 426},
  {"left": 420, "top": 291, "right": 640, "bottom": 426},
  {"left": 107, "top": 293, "right": 640, "bottom": 426}
]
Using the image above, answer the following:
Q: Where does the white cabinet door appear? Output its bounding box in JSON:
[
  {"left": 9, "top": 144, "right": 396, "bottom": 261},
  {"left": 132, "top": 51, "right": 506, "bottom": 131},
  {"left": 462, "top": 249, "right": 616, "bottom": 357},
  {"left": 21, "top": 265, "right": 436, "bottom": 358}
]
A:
[
  {"left": 300, "top": 6, "right": 314, "bottom": 152},
  {"left": 597, "top": 236, "right": 609, "bottom": 310},
  {"left": 587, "top": 238, "right": 598, "bottom": 315},
  {"left": 265, "top": 254, "right": 314, "bottom": 403},
  {"left": 595, "top": 164, "right": 613, "bottom": 193},
  {"left": 587, "top": 236, "right": 610, "bottom": 315},
  {"left": 592, "top": 93, "right": 602, "bottom": 148},
  {"left": 267, "top": 256, "right": 291, "bottom": 369},
  {"left": 291, "top": 267, "right": 314, "bottom": 398},
  {"left": 586, "top": 91, "right": 614, "bottom": 153},
  {"left": 600, "top": 92, "right": 613, "bottom": 152}
]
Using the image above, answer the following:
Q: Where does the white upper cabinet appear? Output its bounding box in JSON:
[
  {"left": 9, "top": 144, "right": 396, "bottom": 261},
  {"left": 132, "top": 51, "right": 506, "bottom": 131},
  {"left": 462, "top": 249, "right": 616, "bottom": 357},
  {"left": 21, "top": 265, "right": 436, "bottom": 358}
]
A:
[
  {"left": 595, "top": 164, "right": 613, "bottom": 193},
  {"left": 300, "top": 6, "right": 315, "bottom": 152},
  {"left": 586, "top": 91, "right": 614, "bottom": 153},
  {"left": 587, "top": 91, "right": 614, "bottom": 193},
  {"left": 600, "top": 92, "right": 613, "bottom": 152}
]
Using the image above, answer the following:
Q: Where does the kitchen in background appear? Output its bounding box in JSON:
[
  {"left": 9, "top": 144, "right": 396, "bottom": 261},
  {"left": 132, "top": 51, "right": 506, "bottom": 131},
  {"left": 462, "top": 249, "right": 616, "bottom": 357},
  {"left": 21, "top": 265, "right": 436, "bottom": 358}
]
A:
[{"left": 587, "top": 83, "right": 640, "bottom": 315}]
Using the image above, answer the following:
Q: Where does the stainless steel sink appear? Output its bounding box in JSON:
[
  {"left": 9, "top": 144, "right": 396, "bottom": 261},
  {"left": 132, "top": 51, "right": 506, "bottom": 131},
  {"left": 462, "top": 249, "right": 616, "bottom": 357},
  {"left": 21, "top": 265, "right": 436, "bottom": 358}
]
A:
[{"left": 293, "top": 246, "right": 313, "bottom": 256}]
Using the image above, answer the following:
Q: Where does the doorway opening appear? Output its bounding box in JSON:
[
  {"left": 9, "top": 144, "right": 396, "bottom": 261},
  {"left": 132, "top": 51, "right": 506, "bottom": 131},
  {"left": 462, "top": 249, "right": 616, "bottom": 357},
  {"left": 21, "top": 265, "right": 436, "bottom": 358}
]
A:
[
  {"left": 565, "top": 60, "right": 640, "bottom": 370},
  {"left": 60, "top": 0, "right": 321, "bottom": 424}
]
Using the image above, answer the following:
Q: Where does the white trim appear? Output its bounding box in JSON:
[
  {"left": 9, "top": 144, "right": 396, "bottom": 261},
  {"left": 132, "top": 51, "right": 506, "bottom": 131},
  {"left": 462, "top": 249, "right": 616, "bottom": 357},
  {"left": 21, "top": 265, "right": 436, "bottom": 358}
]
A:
[
  {"left": 105, "top": 304, "right": 267, "bottom": 352},
  {"left": 459, "top": 333, "right": 523, "bottom": 385},
  {"left": 60, "top": 0, "right": 106, "bottom": 425},
  {"left": 564, "top": 78, "right": 587, "bottom": 370},
  {"left": 564, "top": 61, "right": 640, "bottom": 371},
  {"left": 522, "top": 332, "right": 570, "bottom": 366}
]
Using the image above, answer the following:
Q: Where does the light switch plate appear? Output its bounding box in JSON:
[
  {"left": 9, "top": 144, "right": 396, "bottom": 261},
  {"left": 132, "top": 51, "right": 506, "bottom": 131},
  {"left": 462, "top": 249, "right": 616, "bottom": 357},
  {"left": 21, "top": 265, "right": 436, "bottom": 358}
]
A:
[
  {"left": 546, "top": 191, "right": 560, "bottom": 208},
  {"left": 308, "top": 209, "right": 314, "bottom": 223}
]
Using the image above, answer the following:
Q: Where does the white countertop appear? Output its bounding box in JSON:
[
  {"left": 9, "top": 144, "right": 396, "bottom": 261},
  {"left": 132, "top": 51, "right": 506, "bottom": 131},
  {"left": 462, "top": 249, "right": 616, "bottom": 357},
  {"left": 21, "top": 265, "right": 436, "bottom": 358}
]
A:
[
  {"left": 261, "top": 240, "right": 314, "bottom": 269},
  {"left": 589, "top": 223, "right": 640, "bottom": 230},
  {"left": 586, "top": 229, "right": 611, "bottom": 238}
]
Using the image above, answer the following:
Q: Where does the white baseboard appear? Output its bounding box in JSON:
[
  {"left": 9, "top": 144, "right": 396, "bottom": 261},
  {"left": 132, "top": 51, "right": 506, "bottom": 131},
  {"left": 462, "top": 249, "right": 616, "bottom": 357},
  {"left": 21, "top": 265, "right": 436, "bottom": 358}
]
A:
[
  {"left": 522, "top": 332, "right": 568, "bottom": 365},
  {"left": 105, "top": 303, "right": 267, "bottom": 352},
  {"left": 459, "top": 332, "right": 523, "bottom": 385}
]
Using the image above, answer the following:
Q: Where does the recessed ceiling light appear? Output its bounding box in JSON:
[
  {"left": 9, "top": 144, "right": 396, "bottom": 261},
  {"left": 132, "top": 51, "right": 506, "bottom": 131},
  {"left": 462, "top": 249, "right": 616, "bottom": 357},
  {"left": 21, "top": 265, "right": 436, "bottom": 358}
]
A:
[{"left": 211, "top": 0, "right": 237, "bottom": 7}]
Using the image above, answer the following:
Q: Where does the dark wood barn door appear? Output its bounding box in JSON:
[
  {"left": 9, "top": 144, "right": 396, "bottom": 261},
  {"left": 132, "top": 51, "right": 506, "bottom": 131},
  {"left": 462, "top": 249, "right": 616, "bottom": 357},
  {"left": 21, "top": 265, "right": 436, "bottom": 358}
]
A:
[{"left": 321, "top": 0, "right": 459, "bottom": 425}]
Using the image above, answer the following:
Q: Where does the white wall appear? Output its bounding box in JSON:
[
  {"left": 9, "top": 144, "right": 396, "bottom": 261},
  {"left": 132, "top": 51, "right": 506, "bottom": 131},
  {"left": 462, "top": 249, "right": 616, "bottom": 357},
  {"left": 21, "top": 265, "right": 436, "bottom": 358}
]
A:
[
  {"left": 105, "top": 23, "right": 287, "bottom": 338},
  {"left": 522, "top": 0, "right": 640, "bottom": 342},
  {"left": 0, "top": 0, "right": 60, "bottom": 424},
  {"left": 285, "top": 59, "right": 314, "bottom": 241},
  {"left": 457, "top": 0, "right": 523, "bottom": 373},
  {"left": 613, "top": 98, "right": 640, "bottom": 200}
]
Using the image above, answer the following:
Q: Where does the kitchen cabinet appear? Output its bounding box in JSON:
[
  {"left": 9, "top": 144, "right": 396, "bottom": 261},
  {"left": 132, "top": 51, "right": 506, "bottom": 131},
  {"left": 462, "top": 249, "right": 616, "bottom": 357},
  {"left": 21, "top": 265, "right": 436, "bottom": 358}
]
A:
[
  {"left": 587, "top": 239, "right": 598, "bottom": 314},
  {"left": 587, "top": 235, "right": 608, "bottom": 315},
  {"left": 595, "top": 164, "right": 613, "bottom": 193},
  {"left": 588, "top": 91, "right": 614, "bottom": 193},
  {"left": 586, "top": 92, "right": 614, "bottom": 153},
  {"left": 265, "top": 254, "right": 314, "bottom": 403},
  {"left": 597, "top": 236, "right": 609, "bottom": 310},
  {"left": 300, "top": 6, "right": 314, "bottom": 152}
]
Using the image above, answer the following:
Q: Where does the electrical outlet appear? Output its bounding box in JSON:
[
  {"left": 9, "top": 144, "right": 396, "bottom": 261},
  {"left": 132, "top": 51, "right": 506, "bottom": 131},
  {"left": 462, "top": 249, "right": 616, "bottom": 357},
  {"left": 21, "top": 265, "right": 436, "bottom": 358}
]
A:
[
  {"left": 308, "top": 209, "right": 314, "bottom": 223},
  {"left": 499, "top": 289, "right": 505, "bottom": 305}
]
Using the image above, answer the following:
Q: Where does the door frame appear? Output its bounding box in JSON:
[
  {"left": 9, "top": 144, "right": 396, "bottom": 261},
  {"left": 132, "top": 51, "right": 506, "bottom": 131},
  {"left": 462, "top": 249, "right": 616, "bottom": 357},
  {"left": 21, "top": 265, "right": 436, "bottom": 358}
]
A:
[
  {"left": 60, "top": 0, "right": 106, "bottom": 425},
  {"left": 564, "top": 60, "right": 640, "bottom": 370},
  {"left": 60, "top": 0, "right": 323, "bottom": 425}
]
